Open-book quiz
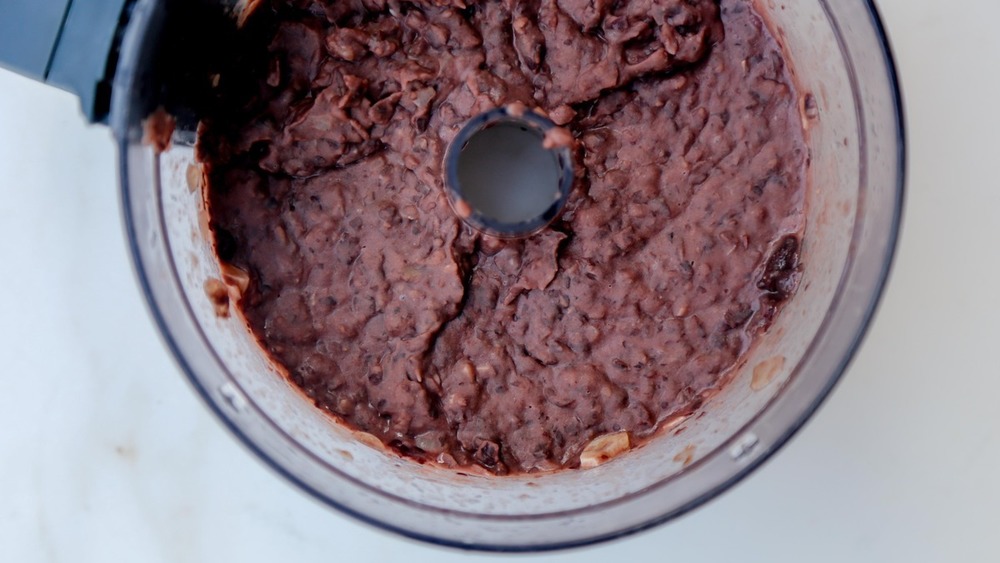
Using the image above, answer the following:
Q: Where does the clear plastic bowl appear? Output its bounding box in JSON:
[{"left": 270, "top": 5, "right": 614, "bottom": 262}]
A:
[{"left": 110, "top": 0, "right": 904, "bottom": 551}]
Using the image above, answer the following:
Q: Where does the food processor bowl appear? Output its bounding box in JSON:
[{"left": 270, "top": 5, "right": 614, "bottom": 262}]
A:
[{"left": 111, "top": 0, "right": 904, "bottom": 551}]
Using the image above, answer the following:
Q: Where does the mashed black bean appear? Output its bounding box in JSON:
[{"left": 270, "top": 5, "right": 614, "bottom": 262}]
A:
[{"left": 200, "top": 0, "right": 806, "bottom": 473}]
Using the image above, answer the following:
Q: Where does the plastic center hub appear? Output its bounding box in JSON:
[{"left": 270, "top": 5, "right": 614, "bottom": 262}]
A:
[{"left": 444, "top": 106, "right": 574, "bottom": 238}]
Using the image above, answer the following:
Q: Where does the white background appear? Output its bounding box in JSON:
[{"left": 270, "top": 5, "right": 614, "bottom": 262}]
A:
[{"left": 1, "top": 0, "right": 998, "bottom": 561}]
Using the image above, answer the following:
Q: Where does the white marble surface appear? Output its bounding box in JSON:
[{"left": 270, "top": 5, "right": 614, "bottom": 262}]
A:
[{"left": 1, "top": 0, "right": 998, "bottom": 561}]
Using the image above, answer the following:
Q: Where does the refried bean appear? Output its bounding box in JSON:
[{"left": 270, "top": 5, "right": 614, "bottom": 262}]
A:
[{"left": 198, "top": 0, "right": 807, "bottom": 474}]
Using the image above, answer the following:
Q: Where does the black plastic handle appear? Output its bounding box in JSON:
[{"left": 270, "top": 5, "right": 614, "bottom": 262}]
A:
[{"left": 0, "top": 0, "right": 131, "bottom": 122}]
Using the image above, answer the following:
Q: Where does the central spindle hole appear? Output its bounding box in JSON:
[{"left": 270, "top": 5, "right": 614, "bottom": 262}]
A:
[
  {"left": 444, "top": 107, "right": 573, "bottom": 237},
  {"left": 457, "top": 123, "right": 559, "bottom": 223}
]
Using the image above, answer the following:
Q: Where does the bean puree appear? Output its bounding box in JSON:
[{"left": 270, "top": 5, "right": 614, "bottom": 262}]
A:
[{"left": 199, "top": 0, "right": 806, "bottom": 474}]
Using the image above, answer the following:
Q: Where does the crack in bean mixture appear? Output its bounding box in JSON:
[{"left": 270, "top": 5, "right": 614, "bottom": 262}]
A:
[{"left": 198, "top": 0, "right": 806, "bottom": 474}]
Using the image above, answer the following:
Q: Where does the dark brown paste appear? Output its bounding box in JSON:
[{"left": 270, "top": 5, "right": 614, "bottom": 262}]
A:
[{"left": 199, "top": 0, "right": 806, "bottom": 474}]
